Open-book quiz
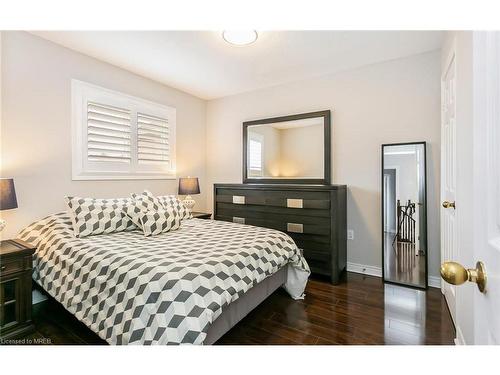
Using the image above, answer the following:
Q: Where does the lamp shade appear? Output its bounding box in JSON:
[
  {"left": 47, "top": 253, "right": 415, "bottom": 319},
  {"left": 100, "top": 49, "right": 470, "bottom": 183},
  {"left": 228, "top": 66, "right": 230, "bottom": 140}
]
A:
[
  {"left": 178, "top": 177, "right": 200, "bottom": 195},
  {"left": 0, "top": 178, "right": 18, "bottom": 210}
]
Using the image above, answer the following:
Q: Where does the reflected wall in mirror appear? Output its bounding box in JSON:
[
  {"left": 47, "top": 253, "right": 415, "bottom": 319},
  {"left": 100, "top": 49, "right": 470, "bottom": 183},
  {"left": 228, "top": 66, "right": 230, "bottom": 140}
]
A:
[
  {"left": 243, "top": 111, "right": 331, "bottom": 184},
  {"left": 382, "top": 142, "right": 427, "bottom": 289}
]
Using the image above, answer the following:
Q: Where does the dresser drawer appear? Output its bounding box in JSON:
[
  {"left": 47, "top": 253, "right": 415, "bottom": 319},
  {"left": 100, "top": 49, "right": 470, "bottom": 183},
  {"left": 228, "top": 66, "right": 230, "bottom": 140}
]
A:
[
  {"left": 216, "top": 205, "right": 331, "bottom": 226},
  {"left": 307, "top": 259, "right": 332, "bottom": 276},
  {"left": 293, "top": 237, "right": 331, "bottom": 257},
  {"left": 216, "top": 215, "right": 331, "bottom": 262},
  {"left": 216, "top": 214, "right": 330, "bottom": 237},
  {"left": 0, "top": 258, "right": 25, "bottom": 277},
  {"left": 216, "top": 188, "right": 331, "bottom": 209},
  {"left": 301, "top": 247, "right": 331, "bottom": 263},
  {"left": 216, "top": 201, "right": 331, "bottom": 218}
]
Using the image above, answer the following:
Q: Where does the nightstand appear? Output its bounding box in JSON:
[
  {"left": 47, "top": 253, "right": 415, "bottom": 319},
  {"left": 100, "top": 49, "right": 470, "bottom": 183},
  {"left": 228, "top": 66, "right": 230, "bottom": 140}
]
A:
[
  {"left": 0, "top": 239, "right": 35, "bottom": 341},
  {"left": 191, "top": 212, "right": 212, "bottom": 220}
]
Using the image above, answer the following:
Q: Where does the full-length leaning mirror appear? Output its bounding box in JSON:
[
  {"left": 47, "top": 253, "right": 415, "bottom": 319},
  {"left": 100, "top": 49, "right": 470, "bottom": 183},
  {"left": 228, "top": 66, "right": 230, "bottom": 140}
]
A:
[
  {"left": 382, "top": 142, "right": 428, "bottom": 289},
  {"left": 243, "top": 110, "right": 331, "bottom": 184}
]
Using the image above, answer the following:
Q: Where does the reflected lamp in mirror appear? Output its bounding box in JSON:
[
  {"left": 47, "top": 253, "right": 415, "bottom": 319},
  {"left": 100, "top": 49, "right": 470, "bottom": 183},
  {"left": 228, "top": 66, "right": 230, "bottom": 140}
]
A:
[
  {"left": 178, "top": 177, "right": 200, "bottom": 211},
  {"left": 0, "top": 178, "right": 18, "bottom": 232}
]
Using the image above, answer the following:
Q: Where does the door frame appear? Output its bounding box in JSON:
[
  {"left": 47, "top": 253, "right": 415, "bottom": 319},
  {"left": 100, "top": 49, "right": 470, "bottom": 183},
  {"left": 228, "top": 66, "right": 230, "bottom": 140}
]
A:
[
  {"left": 381, "top": 141, "right": 429, "bottom": 290},
  {"left": 440, "top": 37, "right": 460, "bottom": 342}
]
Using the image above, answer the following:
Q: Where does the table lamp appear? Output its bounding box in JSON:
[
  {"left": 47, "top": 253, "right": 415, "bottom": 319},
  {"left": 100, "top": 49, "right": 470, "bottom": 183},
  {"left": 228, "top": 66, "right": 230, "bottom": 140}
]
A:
[
  {"left": 178, "top": 177, "right": 200, "bottom": 211},
  {"left": 0, "top": 178, "right": 18, "bottom": 232}
]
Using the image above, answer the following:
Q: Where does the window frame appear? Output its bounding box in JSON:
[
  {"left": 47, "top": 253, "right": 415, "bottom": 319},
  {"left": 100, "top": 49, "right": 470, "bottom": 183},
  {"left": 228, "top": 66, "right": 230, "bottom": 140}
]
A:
[{"left": 71, "top": 80, "right": 176, "bottom": 180}]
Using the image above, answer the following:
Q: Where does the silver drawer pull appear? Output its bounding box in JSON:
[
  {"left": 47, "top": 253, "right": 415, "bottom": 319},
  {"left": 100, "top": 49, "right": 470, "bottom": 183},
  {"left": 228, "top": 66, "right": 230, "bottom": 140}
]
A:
[
  {"left": 287, "top": 223, "right": 303, "bottom": 233},
  {"left": 233, "top": 217, "right": 245, "bottom": 224},
  {"left": 287, "top": 198, "right": 303, "bottom": 208},
  {"left": 232, "top": 195, "right": 245, "bottom": 204}
]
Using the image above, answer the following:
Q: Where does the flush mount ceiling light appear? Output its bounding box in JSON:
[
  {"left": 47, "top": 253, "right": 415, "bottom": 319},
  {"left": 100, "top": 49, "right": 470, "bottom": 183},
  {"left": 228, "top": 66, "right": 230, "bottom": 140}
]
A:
[{"left": 222, "top": 30, "right": 258, "bottom": 46}]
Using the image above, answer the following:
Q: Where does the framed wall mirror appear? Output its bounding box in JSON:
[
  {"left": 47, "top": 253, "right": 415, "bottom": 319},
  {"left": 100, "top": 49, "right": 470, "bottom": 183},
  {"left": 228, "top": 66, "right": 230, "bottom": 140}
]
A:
[
  {"left": 381, "top": 142, "right": 428, "bottom": 289},
  {"left": 243, "top": 110, "right": 331, "bottom": 184}
]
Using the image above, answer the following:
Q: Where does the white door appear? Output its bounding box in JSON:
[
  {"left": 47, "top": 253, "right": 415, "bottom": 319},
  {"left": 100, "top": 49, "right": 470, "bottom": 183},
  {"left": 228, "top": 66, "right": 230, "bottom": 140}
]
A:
[
  {"left": 471, "top": 31, "right": 500, "bottom": 344},
  {"left": 441, "top": 46, "right": 457, "bottom": 324}
]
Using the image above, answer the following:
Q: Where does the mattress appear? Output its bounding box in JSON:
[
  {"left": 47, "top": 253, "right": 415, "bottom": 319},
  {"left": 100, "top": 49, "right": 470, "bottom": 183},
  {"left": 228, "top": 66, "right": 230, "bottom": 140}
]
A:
[{"left": 18, "top": 213, "right": 310, "bottom": 345}]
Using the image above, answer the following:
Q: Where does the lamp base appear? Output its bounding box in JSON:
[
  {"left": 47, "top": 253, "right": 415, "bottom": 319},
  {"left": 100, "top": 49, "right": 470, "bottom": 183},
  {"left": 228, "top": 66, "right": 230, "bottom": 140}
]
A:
[{"left": 182, "top": 195, "right": 196, "bottom": 211}]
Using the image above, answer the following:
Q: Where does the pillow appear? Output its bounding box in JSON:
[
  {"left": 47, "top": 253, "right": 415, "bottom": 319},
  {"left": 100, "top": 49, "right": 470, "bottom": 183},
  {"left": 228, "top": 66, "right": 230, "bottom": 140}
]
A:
[
  {"left": 65, "top": 196, "right": 137, "bottom": 238},
  {"left": 138, "top": 207, "right": 181, "bottom": 236},
  {"left": 157, "top": 194, "right": 193, "bottom": 220},
  {"left": 127, "top": 190, "right": 164, "bottom": 227}
]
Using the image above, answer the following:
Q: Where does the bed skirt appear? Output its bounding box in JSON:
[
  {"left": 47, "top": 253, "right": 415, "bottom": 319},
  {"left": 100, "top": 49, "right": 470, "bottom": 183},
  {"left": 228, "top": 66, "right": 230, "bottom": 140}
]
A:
[{"left": 204, "top": 265, "right": 288, "bottom": 344}]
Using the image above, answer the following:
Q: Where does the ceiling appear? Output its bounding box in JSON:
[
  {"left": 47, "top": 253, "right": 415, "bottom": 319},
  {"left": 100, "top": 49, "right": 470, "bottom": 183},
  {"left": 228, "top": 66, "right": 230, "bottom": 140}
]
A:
[{"left": 31, "top": 31, "right": 443, "bottom": 100}]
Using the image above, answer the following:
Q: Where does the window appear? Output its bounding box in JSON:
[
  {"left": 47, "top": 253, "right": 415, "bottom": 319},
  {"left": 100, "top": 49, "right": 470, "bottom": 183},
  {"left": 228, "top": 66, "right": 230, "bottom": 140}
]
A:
[
  {"left": 248, "top": 132, "right": 263, "bottom": 176},
  {"left": 72, "top": 80, "right": 176, "bottom": 180}
]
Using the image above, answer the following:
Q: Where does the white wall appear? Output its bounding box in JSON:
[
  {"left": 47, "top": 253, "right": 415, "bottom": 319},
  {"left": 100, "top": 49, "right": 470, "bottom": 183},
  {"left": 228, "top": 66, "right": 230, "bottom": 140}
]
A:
[
  {"left": 206, "top": 51, "right": 442, "bottom": 277},
  {"left": 0, "top": 32, "right": 207, "bottom": 239},
  {"left": 280, "top": 124, "right": 324, "bottom": 177},
  {"left": 384, "top": 152, "right": 418, "bottom": 203}
]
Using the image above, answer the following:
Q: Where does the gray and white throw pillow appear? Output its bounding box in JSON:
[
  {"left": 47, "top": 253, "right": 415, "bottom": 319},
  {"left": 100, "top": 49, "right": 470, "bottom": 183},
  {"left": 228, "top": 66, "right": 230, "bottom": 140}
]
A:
[
  {"left": 65, "top": 196, "right": 137, "bottom": 238},
  {"left": 127, "top": 190, "right": 164, "bottom": 227},
  {"left": 138, "top": 207, "right": 181, "bottom": 236},
  {"left": 157, "top": 195, "right": 193, "bottom": 220}
]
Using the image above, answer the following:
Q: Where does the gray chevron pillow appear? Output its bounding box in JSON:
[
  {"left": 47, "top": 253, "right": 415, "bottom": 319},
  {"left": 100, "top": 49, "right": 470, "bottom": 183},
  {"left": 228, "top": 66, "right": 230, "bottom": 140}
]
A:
[
  {"left": 157, "top": 195, "right": 193, "bottom": 220},
  {"left": 138, "top": 207, "right": 181, "bottom": 236},
  {"left": 65, "top": 196, "right": 137, "bottom": 238}
]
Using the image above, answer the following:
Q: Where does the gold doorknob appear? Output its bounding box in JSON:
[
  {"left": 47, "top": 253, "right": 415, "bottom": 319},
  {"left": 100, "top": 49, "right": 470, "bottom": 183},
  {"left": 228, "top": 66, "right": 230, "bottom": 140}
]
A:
[
  {"left": 442, "top": 200, "right": 456, "bottom": 209},
  {"left": 440, "top": 261, "right": 487, "bottom": 293}
]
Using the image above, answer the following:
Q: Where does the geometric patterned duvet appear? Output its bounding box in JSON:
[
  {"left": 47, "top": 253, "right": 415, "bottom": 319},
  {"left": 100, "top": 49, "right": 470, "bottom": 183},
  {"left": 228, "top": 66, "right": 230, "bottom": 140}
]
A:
[{"left": 18, "top": 212, "right": 310, "bottom": 345}]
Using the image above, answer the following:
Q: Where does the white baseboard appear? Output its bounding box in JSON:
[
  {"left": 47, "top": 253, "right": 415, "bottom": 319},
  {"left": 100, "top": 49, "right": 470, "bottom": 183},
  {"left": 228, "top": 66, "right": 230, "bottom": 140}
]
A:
[
  {"left": 428, "top": 276, "right": 441, "bottom": 289},
  {"left": 346, "top": 262, "right": 382, "bottom": 277},
  {"left": 347, "top": 262, "right": 442, "bottom": 288}
]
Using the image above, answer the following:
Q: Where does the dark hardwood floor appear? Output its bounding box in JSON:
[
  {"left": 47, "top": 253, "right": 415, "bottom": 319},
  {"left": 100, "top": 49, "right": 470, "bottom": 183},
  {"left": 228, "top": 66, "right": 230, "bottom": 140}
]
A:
[
  {"left": 218, "top": 272, "right": 455, "bottom": 345},
  {"left": 11, "top": 272, "right": 455, "bottom": 345},
  {"left": 384, "top": 232, "right": 426, "bottom": 288}
]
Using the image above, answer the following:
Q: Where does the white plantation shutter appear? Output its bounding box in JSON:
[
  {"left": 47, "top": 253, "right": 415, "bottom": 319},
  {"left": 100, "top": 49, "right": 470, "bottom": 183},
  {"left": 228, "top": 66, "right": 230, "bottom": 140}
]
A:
[
  {"left": 137, "top": 113, "right": 170, "bottom": 165},
  {"left": 249, "top": 139, "right": 262, "bottom": 171},
  {"left": 247, "top": 131, "right": 264, "bottom": 177},
  {"left": 72, "top": 80, "right": 176, "bottom": 180},
  {"left": 87, "top": 102, "right": 132, "bottom": 163}
]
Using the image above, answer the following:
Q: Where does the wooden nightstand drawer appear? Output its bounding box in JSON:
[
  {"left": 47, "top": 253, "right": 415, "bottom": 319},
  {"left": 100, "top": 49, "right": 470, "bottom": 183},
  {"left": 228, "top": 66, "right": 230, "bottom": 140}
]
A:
[
  {"left": 1, "top": 239, "right": 36, "bottom": 340},
  {"left": 1, "top": 258, "right": 24, "bottom": 277}
]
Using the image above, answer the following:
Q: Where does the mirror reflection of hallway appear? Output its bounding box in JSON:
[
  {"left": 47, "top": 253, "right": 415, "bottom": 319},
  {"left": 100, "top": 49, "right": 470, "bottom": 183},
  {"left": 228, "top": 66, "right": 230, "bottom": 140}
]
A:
[{"left": 382, "top": 142, "right": 427, "bottom": 289}]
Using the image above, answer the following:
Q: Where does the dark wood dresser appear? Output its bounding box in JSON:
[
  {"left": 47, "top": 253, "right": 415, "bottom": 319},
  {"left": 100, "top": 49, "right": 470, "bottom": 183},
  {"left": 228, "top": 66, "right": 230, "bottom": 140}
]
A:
[
  {"left": 0, "top": 239, "right": 35, "bottom": 341},
  {"left": 213, "top": 184, "right": 347, "bottom": 284}
]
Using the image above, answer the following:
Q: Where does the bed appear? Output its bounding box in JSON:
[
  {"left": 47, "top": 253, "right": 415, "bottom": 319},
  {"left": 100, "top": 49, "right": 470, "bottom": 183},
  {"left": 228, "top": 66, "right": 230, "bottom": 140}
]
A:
[{"left": 18, "top": 213, "right": 310, "bottom": 345}]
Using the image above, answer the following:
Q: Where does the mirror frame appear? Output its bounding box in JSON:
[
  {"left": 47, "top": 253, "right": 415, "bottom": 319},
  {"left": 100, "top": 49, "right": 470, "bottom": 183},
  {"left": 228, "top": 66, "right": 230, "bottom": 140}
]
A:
[
  {"left": 242, "top": 110, "right": 331, "bottom": 184},
  {"left": 381, "top": 141, "right": 428, "bottom": 290}
]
